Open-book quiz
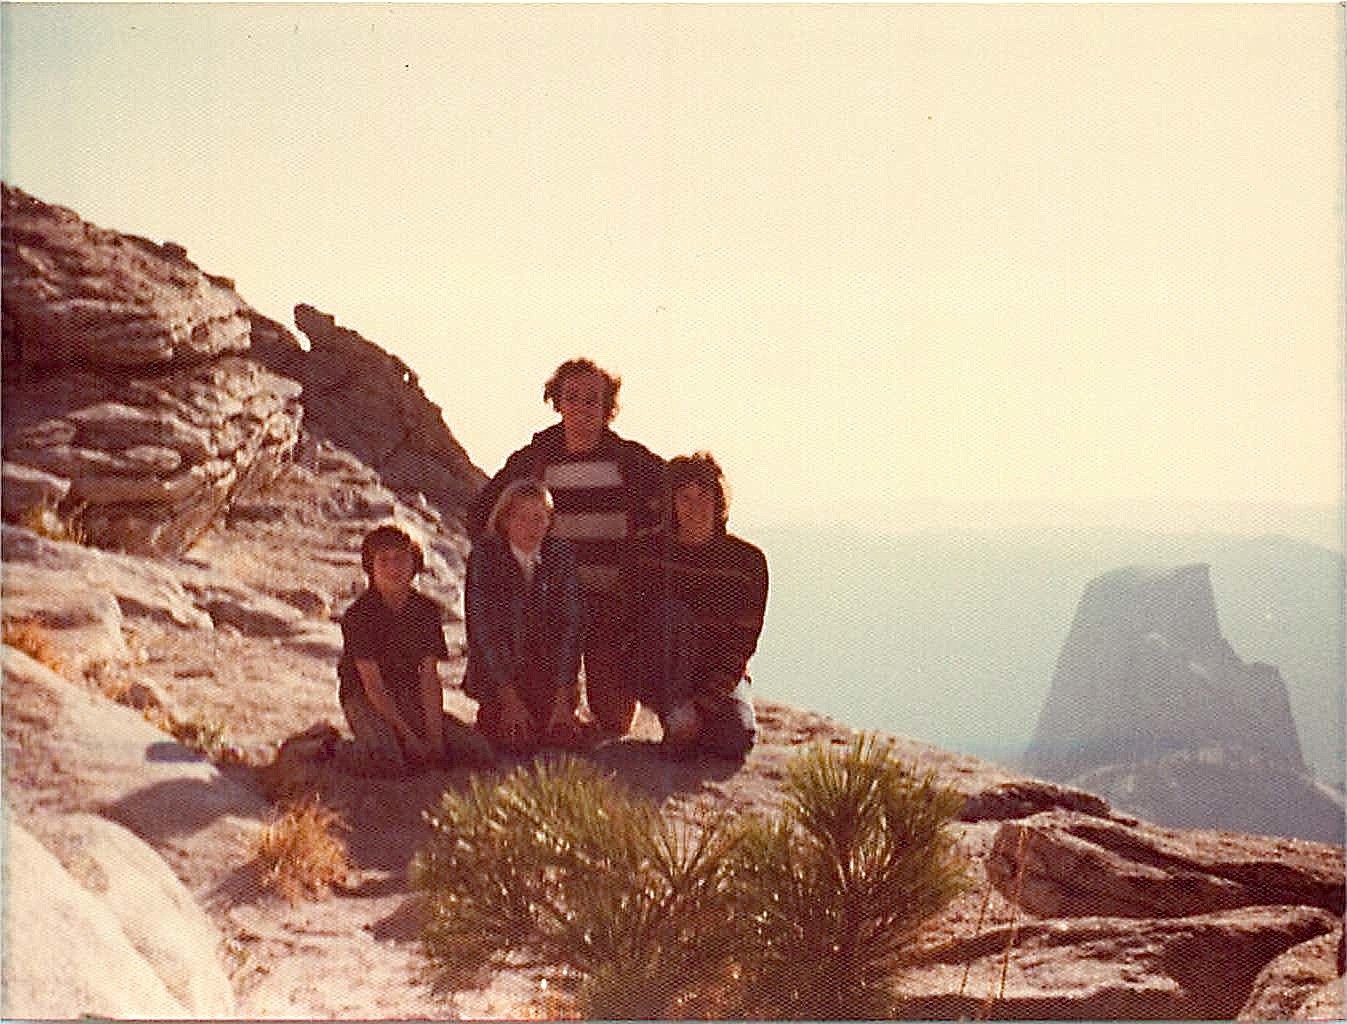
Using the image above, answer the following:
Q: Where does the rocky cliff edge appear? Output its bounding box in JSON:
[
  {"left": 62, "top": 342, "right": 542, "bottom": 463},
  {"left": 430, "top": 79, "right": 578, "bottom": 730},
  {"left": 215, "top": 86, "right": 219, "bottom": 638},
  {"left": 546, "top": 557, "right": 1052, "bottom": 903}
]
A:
[{"left": 2, "top": 185, "right": 1343, "bottom": 1020}]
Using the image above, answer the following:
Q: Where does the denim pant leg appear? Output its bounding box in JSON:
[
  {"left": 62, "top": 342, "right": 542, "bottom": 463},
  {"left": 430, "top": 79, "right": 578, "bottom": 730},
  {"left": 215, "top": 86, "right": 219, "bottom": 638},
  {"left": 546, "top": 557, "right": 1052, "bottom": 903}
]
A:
[
  {"left": 630, "top": 599, "right": 697, "bottom": 719},
  {"left": 339, "top": 687, "right": 408, "bottom": 773}
]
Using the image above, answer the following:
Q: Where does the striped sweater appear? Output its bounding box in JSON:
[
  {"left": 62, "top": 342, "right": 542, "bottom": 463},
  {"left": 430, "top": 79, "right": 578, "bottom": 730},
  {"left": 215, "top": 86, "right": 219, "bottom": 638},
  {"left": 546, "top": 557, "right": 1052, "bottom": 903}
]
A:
[{"left": 470, "top": 423, "right": 665, "bottom": 596}]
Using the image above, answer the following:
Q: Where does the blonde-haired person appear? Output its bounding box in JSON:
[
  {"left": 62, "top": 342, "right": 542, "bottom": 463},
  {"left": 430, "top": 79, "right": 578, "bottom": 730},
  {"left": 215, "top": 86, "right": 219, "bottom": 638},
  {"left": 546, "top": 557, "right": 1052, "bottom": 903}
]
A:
[
  {"left": 467, "top": 358, "right": 665, "bottom": 736},
  {"left": 463, "top": 479, "right": 586, "bottom": 753}
]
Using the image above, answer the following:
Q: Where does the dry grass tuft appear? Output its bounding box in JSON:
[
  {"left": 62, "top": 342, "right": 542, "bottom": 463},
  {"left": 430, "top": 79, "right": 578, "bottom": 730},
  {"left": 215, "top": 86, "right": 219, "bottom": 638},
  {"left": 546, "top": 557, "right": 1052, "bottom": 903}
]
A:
[
  {"left": 3, "top": 616, "right": 64, "bottom": 672},
  {"left": 17, "top": 498, "right": 87, "bottom": 545},
  {"left": 255, "top": 797, "right": 352, "bottom": 904}
]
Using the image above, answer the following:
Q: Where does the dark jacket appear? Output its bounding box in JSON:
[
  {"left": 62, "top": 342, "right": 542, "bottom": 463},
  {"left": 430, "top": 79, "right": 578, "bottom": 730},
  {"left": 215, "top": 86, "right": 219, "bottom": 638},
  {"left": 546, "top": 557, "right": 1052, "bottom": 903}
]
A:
[
  {"left": 462, "top": 534, "right": 582, "bottom": 710},
  {"left": 624, "top": 529, "right": 769, "bottom": 690}
]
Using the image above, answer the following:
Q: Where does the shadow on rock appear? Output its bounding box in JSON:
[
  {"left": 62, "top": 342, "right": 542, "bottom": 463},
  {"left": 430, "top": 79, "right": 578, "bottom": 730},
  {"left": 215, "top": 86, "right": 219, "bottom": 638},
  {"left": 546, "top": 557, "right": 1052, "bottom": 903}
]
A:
[
  {"left": 585, "top": 736, "right": 747, "bottom": 800},
  {"left": 370, "top": 893, "right": 431, "bottom": 942},
  {"left": 101, "top": 776, "right": 267, "bottom": 841}
]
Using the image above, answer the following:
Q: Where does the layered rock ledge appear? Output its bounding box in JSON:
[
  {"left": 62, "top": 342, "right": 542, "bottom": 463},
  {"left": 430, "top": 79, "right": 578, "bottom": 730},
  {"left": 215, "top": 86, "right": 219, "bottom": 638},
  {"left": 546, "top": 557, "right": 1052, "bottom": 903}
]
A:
[{"left": 2, "top": 184, "right": 302, "bottom": 555}]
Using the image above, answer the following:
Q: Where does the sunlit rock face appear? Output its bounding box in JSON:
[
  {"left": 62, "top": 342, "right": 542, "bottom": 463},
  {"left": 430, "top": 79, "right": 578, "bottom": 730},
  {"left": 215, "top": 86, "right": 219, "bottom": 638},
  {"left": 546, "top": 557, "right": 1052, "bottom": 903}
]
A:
[
  {"left": 1, "top": 184, "right": 303, "bottom": 555},
  {"left": 1026, "top": 564, "right": 1343, "bottom": 843}
]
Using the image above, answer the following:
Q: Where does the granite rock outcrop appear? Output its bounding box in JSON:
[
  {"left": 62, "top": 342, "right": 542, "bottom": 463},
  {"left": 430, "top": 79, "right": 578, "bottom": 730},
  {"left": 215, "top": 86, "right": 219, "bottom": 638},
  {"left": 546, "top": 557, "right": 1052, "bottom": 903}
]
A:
[
  {"left": 1025, "top": 564, "right": 1344, "bottom": 842},
  {"left": 2, "top": 187, "right": 1341, "bottom": 1021},
  {"left": 2, "top": 184, "right": 303, "bottom": 555},
  {"left": 251, "top": 302, "right": 484, "bottom": 528}
]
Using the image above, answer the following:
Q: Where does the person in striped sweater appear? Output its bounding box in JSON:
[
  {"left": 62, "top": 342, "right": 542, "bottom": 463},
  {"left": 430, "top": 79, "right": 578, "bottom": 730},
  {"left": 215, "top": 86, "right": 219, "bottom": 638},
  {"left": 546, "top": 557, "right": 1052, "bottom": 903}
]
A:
[
  {"left": 469, "top": 358, "right": 665, "bottom": 735},
  {"left": 623, "top": 453, "right": 769, "bottom": 760}
]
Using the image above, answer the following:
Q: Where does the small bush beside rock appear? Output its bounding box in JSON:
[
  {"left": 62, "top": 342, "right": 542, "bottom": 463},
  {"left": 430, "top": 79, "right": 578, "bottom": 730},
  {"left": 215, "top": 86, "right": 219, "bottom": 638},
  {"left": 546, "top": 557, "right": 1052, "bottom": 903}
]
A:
[{"left": 412, "top": 735, "right": 967, "bottom": 1018}]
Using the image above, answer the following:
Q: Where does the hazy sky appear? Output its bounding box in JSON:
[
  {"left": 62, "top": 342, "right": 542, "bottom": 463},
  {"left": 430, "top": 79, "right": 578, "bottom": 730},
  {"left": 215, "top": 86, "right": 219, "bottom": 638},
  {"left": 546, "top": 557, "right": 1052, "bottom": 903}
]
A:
[{"left": 3, "top": 3, "right": 1342, "bottom": 533}]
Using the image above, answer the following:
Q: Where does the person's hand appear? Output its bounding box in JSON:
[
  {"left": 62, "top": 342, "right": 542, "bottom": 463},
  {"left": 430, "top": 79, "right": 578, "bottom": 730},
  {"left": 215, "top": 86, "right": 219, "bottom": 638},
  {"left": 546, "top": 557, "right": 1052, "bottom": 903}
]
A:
[
  {"left": 542, "top": 697, "right": 584, "bottom": 749},
  {"left": 497, "top": 685, "right": 537, "bottom": 750}
]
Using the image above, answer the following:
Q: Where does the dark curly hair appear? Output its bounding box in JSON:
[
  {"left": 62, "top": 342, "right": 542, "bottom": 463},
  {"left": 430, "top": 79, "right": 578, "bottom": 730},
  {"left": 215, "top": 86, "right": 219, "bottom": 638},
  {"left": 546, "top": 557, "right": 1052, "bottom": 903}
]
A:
[
  {"left": 360, "top": 523, "right": 425, "bottom": 576},
  {"left": 667, "top": 452, "right": 730, "bottom": 532},
  {"left": 542, "top": 358, "right": 621, "bottom": 423}
]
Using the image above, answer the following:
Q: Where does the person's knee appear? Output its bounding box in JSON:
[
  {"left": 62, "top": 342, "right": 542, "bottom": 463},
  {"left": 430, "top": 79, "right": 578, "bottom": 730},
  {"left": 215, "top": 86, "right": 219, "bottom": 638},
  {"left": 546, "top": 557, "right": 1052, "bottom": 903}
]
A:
[
  {"left": 583, "top": 641, "right": 637, "bottom": 733},
  {"left": 699, "top": 698, "right": 756, "bottom": 759},
  {"left": 708, "top": 725, "right": 755, "bottom": 760}
]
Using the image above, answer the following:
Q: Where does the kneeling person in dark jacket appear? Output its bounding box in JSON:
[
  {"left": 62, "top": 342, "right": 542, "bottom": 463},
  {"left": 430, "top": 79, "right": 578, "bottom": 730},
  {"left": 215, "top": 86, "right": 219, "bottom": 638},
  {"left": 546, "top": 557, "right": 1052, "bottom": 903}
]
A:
[
  {"left": 338, "top": 524, "right": 493, "bottom": 775},
  {"left": 625, "top": 453, "right": 768, "bottom": 760},
  {"left": 464, "top": 479, "right": 586, "bottom": 754}
]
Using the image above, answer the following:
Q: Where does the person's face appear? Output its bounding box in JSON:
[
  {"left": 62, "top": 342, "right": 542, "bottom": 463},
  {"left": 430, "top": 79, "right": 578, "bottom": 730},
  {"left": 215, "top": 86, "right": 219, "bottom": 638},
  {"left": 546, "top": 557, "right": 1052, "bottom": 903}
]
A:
[
  {"left": 673, "top": 482, "right": 717, "bottom": 545},
  {"left": 369, "top": 544, "right": 417, "bottom": 600},
  {"left": 557, "top": 370, "right": 607, "bottom": 450},
  {"left": 504, "top": 494, "right": 551, "bottom": 554}
]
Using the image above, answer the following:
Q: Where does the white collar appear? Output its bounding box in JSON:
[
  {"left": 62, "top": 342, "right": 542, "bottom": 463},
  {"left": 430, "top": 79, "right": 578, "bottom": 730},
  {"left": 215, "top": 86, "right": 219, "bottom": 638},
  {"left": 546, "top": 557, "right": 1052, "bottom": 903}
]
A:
[{"left": 509, "top": 543, "right": 542, "bottom": 571}]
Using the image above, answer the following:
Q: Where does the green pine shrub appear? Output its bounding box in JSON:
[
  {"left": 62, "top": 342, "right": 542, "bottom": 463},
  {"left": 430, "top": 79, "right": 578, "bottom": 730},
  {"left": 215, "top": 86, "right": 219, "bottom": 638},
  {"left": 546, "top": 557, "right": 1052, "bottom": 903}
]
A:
[
  {"left": 728, "top": 735, "right": 969, "bottom": 1018},
  {"left": 411, "top": 757, "right": 747, "bottom": 1017},
  {"left": 412, "top": 736, "right": 967, "bottom": 1019}
]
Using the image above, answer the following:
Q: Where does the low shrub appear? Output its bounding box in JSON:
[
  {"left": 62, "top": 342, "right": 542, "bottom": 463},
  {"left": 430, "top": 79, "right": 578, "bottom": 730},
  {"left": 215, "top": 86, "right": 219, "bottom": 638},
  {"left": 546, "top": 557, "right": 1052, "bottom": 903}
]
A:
[
  {"left": 729, "top": 735, "right": 969, "bottom": 1018},
  {"left": 255, "top": 797, "right": 352, "bottom": 904},
  {"left": 413, "top": 736, "right": 967, "bottom": 1018},
  {"left": 170, "top": 715, "right": 232, "bottom": 759},
  {"left": 412, "top": 757, "right": 745, "bottom": 1016}
]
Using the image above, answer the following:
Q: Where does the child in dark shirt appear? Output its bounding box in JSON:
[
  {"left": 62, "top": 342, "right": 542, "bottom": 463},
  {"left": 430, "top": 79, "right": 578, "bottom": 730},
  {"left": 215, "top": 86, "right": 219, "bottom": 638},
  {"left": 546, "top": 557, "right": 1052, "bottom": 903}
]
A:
[{"left": 338, "top": 524, "right": 493, "bottom": 774}]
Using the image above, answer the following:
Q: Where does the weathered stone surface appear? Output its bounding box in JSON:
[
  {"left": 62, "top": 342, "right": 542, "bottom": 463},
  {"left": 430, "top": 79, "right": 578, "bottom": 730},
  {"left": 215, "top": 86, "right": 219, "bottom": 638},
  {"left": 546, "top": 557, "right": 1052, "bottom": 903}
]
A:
[
  {"left": 2, "top": 184, "right": 250, "bottom": 368},
  {"left": 191, "top": 588, "right": 307, "bottom": 637},
  {"left": 957, "top": 778, "right": 1113, "bottom": 822},
  {"left": 2, "top": 816, "right": 190, "bottom": 1020},
  {"left": 2, "top": 185, "right": 304, "bottom": 555},
  {"left": 0, "top": 562, "right": 129, "bottom": 672},
  {"left": 23, "top": 812, "right": 237, "bottom": 1017},
  {"left": 987, "top": 810, "right": 1345, "bottom": 919},
  {"left": 0, "top": 646, "right": 270, "bottom": 896},
  {"left": 251, "top": 303, "right": 484, "bottom": 525},
  {"left": 67, "top": 401, "right": 216, "bottom": 461},
  {"left": 1238, "top": 929, "right": 1344, "bottom": 1020},
  {"left": 894, "top": 904, "right": 1338, "bottom": 1020},
  {"left": 1024, "top": 563, "right": 1340, "bottom": 842},
  {"left": 1292, "top": 977, "right": 1345, "bottom": 1020},
  {"left": 1, "top": 460, "right": 71, "bottom": 518},
  {"left": 3, "top": 525, "right": 213, "bottom": 629}
]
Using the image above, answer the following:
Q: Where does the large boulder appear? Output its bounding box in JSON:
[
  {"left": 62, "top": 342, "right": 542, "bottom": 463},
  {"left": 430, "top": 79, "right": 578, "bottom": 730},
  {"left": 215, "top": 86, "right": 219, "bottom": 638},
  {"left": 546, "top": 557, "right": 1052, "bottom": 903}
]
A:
[
  {"left": 1, "top": 183, "right": 304, "bottom": 555},
  {"left": 17, "top": 811, "right": 237, "bottom": 1017},
  {"left": 894, "top": 904, "right": 1338, "bottom": 1020},
  {"left": 1238, "top": 929, "right": 1345, "bottom": 1020},
  {"left": 2, "top": 817, "right": 190, "bottom": 1020},
  {"left": 1024, "top": 563, "right": 1342, "bottom": 841},
  {"left": 986, "top": 810, "right": 1345, "bottom": 919}
]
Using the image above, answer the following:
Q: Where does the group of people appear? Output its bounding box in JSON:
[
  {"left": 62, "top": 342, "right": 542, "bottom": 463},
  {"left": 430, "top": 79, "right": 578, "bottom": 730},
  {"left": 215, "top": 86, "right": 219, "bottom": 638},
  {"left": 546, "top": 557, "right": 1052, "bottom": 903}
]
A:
[{"left": 336, "top": 357, "right": 769, "bottom": 774}]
